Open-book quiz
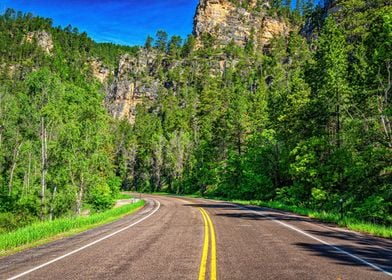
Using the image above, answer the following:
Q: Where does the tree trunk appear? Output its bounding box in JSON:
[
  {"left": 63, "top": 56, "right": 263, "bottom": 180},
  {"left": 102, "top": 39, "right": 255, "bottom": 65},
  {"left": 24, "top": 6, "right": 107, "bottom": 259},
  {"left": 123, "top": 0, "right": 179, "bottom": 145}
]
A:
[
  {"left": 8, "top": 142, "right": 22, "bottom": 196},
  {"left": 49, "top": 186, "right": 57, "bottom": 221},
  {"left": 336, "top": 94, "right": 341, "bottom": 149},
  {"left": 378, "top": 62, "right": 391, "bottom": 147},
  {"left": 27, "top": 152, "right": 31, "bottom": 192},
  {"left": 40, "top": 117, "right": 47, "bottom": 220},
  {"left": 76, "top": 174, "right": 84, "bottom": 215}
]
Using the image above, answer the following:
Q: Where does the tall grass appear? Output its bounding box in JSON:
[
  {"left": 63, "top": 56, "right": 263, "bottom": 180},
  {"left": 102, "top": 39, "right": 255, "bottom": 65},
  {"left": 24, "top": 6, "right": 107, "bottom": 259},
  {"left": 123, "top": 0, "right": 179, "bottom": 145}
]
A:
[{"left": 0, "top": 200, "right": 144, "bottom": 255}]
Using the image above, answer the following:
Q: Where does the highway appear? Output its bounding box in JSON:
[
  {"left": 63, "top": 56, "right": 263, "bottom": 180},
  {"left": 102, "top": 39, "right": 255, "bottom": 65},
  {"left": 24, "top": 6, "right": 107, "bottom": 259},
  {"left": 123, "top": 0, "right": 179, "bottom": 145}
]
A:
[{"left": 0, "top": 195, "right": 391, "bottom": 279}]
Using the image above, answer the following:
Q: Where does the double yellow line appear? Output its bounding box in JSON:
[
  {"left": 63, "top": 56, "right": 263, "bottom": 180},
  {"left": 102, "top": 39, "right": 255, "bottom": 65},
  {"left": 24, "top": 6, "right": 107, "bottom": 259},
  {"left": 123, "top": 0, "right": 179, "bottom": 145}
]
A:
[{"left": 198, "top": 208, "right": 217, "bottom": 280}]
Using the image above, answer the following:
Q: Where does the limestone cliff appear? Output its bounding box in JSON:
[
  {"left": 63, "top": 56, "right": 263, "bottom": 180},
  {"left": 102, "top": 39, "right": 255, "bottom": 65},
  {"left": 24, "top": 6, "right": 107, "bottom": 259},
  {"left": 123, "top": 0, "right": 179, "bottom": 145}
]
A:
[
  {"left": 89, "top": 58, "right": 111, "bottom": 83},
  {"left": 105, "top": 50, "right": 160, "bottom": 123},
  {"left": 193, "top": 0, "right": 289, "bottom": 48},
  {"left": 25, "top": 31, "right": 54, "bottom": 54},
  {"left": 105, "top": 0, "right": 292, "bottom": 124}
]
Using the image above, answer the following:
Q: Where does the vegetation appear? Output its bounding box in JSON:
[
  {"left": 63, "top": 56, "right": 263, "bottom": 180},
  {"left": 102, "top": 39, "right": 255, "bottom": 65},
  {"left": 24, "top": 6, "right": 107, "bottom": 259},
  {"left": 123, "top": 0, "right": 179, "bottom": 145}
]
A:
[
  {"left": 0, "top": 0, "right": 391, "bottom": 238},
  {"left": 231, "top": 200, "right": 392, "bottom": 238},
  {"left": 0, "top": 200, "right": 144, "bottom": 255},
  {"left": 119, "top": 1, "right": 391, "bottom": 228},
  {"left": 0, "top": 9, "right": 138, "bottom": 233}
]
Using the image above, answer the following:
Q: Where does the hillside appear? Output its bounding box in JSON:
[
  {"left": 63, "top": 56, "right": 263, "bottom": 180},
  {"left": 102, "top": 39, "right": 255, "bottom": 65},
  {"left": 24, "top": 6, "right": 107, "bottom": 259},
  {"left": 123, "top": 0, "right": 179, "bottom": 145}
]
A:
[{"left": 0, "top": 0, "right": 391, "bottom": 234}]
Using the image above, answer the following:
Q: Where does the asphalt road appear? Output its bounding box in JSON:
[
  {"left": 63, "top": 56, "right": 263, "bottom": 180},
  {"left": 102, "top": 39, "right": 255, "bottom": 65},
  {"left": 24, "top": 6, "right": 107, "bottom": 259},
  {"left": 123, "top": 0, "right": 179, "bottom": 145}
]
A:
[{"left": 0, "top": 195, "right": 391, "bottom": 279}]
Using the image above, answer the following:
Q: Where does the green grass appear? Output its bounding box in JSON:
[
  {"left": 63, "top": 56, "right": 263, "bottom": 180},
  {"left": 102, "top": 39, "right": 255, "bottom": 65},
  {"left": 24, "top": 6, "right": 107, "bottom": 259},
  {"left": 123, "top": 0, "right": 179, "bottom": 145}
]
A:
[
  {"left": 231, "top": 200, "right": 392, "bottom": 238},
  {"left": 0, "top": 200, "right": 145, "bottom": 256},
  {"left": 151, "top": 192, "right": 392, "bottom": 239},
  {"left": 116, "top": 192, "right": 133, "bottom": 199}
]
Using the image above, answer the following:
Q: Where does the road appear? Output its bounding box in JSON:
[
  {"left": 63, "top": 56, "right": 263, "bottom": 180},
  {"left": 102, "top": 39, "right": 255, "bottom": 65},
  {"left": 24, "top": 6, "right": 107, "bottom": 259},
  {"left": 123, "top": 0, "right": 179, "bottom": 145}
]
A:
[{"left": 0, "top": 195, "right": 391, "bottom": 279}]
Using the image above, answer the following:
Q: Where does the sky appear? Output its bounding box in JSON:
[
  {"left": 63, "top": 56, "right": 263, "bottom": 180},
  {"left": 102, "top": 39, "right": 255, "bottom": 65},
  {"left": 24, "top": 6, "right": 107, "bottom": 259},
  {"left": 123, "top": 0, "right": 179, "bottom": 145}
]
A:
[{"left": 1, "top": 0, "right": 199, "bottom": 46}]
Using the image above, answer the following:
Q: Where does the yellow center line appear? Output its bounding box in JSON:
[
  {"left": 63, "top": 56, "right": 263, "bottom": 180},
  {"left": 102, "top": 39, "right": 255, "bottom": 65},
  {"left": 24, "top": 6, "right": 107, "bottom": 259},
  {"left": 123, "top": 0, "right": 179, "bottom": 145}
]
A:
[
  {"left": 201, "top": 208, "right": 217, "bottom": 280},
  {"left": 198, "top": 208, "right": 209, "bottom": 280},
  {"left": 198, "top": 208, "right": 217, "bottom": 280},
  {"left": 178, "top": 198, "right": 217, "bottom": 280}
]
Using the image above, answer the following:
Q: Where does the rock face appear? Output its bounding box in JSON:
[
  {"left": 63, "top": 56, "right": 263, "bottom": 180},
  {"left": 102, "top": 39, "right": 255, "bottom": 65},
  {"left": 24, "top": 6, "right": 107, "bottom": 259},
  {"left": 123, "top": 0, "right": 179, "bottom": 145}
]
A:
[
  {"left": 105, "top": 0, "right": 292, "bottom": 124},
  {"left": 193, "top": 0, "right": 289, "bottom": 48},
  {"left": 104, "top": 49, "right": 250, "bottom": 123},
  {"left": 25, "top": 31, "right": 54, "bottom": 54},
  {"left": 105, "top": 50, "right": 160, "bottom": 123},
  {"left": 90, "top": 58, "right": 111, "bottom": 83}
]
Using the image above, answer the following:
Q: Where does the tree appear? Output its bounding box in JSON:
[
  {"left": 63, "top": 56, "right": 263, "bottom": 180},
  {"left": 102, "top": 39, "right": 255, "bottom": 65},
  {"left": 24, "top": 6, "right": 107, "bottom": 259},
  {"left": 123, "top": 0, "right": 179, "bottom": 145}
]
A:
[
  {"left": 181, "top": 35, "right": 196, "bottom": 57},
  {"left": 316, "top": 16, "right": 349, "bottom": 149},
  {"left": 154, "top": 30, "right": 168, "bottom": 52},
  {"left": 167, "top": 35, "right": 182, "bottom": 57},
  {"left": 144, "top": 35, "right": 153, "bottom": 50},
  {"left": 26, "top": 68, "right": 63, "bottom": 219}
]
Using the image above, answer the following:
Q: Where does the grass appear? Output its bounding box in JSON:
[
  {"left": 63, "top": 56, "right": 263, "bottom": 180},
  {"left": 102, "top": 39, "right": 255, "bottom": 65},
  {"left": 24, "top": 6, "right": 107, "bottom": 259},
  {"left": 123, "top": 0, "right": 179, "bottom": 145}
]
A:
[
  {"left": 152, "top": 192, "right": 392, "bottom": 239},
  {"left": 116, "top": 192, "right": 133, "bottom": 199},
  {"left": 231, "top": 199, "right": 392, "bottom": 239},
  {"left": 0, "top": 200, "right": 144, "bottom": 256}
]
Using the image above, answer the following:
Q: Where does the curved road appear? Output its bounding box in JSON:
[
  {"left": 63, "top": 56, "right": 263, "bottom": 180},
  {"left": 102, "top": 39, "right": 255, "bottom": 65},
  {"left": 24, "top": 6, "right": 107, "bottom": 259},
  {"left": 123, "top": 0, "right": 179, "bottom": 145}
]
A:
[{"left": 0, "top": 195, "right": 391, "bottom": 279}]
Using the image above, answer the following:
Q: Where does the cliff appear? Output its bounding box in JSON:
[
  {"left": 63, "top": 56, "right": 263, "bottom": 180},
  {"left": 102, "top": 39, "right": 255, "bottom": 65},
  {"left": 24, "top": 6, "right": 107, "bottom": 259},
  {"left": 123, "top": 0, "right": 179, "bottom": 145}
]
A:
[
  {"left": 89, "top": 58, "right": 111, "bottom": 83},
  {"left": 25, "top": 31, "right": 54, "bottom": 54},
  {"left": 105, "top": 0, "right": 292, "bottom": 123},
  {"left": 105, "top": 50, "right": 160, "bottom": 123},
  {"left": 193, "top": 0, "right": 290, "bottom": 48}
]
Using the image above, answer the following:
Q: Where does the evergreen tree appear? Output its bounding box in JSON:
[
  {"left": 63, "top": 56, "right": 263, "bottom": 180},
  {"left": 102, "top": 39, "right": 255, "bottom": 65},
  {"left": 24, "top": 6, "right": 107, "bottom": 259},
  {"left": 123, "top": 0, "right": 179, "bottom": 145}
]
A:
[{"left": 154, "top": 30, "right": 168, "bottom": 52}]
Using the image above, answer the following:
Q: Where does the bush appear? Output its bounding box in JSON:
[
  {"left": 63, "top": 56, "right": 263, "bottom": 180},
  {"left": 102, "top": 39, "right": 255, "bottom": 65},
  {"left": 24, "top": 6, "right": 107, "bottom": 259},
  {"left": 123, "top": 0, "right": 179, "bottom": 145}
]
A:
[
  {"left": 88, "top": 184, "right": 115, "bottom": 212},
  {"left": 0, "top": 213, "right": 18, "bottom": 233},
  {"left": 50, "top": 185, "right": 77, "bottom": 218},
  {"left": 16, "top": 195, "right": 40, "bottom": 217},
  {"left": 354, "top": 195, "right": 391, "bottom": 224},
  {"left": 107, "top": 176, "right": 122, "bottom": 197},
  {"left": 0, "top": 212, "right": 38, "bottom": 233}
]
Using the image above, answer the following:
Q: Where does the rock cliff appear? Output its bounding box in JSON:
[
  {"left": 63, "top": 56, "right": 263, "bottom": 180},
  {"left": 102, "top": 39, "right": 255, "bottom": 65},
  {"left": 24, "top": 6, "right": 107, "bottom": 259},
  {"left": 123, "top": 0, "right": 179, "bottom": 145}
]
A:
[
  {"left": 25, "top": 31, "right": 54, "bottom": 54},
  {"left": 105, "top": 0, "right": 292, "bottom": 123},
  {"left": 105, "top": 50, "right": 160, "bottom": 123},
  {"left": 193, "top": 0, "right": 289, "bottom": 48},
  {"left": 90, "top": 58, "right": 111, "bottom": 83}
]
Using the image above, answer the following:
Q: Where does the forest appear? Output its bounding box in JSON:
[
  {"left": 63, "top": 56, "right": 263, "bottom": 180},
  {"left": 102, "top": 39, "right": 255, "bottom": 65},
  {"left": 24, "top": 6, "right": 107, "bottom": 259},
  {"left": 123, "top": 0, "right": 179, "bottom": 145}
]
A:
[{"left": 0, "top": 0, "right": 391, "bottom": 234}]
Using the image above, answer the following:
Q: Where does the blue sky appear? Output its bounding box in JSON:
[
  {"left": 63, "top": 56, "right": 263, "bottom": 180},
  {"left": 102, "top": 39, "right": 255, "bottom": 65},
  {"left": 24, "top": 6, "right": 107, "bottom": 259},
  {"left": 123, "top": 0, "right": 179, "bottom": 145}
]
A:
[{"left": 1, "top": 0, "right": 199, "bottom": 46}]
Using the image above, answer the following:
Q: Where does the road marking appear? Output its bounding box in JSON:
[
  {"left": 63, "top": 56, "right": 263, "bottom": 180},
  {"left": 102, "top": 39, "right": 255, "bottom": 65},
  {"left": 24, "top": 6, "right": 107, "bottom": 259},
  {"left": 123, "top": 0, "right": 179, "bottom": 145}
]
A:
[
  {"left": 237, "top": 205, "right": 392, "bottom": 277},
  {"left": 7, "top": 199, "right": 161, "bottom": 280},
  {"left": 174, "top": 197, "right": 217, "bottom": 279},
  {"left": 201, "top": 208, "right": 217, "bottom": 280},
  {"left": 198, "top": 209, "right": 209, "bottom": 280},
  {"left": 198, "top": 208, "right": 217, "bottom": 280}
]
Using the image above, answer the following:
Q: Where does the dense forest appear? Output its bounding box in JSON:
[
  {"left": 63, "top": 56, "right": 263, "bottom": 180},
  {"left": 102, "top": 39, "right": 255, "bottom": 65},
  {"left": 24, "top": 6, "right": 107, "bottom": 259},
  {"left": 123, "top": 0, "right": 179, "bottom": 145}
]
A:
[
  {"left": 0, "top": 0, "right": 391, "bottom": 233},
  {"left": 0, "top": 9, "right": 139, "bottom": 231}
]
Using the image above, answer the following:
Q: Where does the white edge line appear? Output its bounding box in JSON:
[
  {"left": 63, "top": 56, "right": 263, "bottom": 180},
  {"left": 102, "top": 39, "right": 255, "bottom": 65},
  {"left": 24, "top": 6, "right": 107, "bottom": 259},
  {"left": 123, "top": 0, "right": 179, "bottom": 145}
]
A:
[
  {"left": 236, "top": 205, "right": 392, "bottom": 277},
  {"left": 8, "top": 199, "right": 161, "bottom": 280}
]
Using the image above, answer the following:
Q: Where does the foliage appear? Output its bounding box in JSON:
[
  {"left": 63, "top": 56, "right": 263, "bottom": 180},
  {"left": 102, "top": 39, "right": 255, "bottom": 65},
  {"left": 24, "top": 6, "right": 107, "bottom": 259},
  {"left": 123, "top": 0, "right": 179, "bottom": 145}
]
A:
[
  {"left": 0, "top": 200, "right": 144, "bottom": 254},
  {"left": 0, "top": 9, "right": 122, "bottom": 229},
  {"left": 88, "top": 184, "right": 115, "bottom": 212},
  {"left": 0, "top": 0, "right": 391, "bottom": 234}
]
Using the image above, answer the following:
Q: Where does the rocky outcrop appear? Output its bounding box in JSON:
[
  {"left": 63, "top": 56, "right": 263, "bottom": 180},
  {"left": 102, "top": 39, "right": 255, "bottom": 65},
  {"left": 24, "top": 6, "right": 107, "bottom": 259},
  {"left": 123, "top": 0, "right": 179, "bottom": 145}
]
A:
[
  {"left": 25, "top": 31, "right": 53, "bottom": 54},
  {"left": 104, "top": 48, "right": 251, "bottom": 123},
  {"left": 193, "top": 0, "right": 289, "bottom": 48},
  {"left": 105, "top": 50, "right": 160, "bottom": 123},
  {"left": 105, "top": 0, "right": 293, "bottom": 124},
  {"left": 89, "top": 58, "right": 111, "bottom": 83}
]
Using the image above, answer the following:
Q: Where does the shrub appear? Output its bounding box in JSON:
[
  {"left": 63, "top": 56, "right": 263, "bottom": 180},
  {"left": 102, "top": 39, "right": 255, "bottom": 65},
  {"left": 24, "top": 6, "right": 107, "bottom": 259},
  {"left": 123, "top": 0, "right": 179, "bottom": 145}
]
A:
[{"left": 88, "top": 184, "right": 115, "bottom": 212}]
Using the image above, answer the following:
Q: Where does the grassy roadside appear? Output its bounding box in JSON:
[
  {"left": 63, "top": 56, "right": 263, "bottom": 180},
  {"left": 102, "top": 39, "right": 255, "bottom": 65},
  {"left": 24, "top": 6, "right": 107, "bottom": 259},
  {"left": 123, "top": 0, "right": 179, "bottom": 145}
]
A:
[
  {"left": 231, "top": 199, "right": 392, "bottom": 239},
  {"left": 116, "top": 192, "right": 133, "bottom": 199},
  {"left": 0, "top": 200, "right": 145, "bottom": 257},
  {"left": 151, "top": 192, "right": 392, "bottom": 239}
]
